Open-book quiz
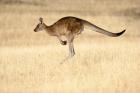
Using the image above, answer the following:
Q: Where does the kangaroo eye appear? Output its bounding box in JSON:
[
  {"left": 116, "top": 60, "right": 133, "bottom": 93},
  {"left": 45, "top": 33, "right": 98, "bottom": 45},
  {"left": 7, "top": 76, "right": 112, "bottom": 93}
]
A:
[{"left": 37, "top": 24, "right": 40, "bottom": 27}]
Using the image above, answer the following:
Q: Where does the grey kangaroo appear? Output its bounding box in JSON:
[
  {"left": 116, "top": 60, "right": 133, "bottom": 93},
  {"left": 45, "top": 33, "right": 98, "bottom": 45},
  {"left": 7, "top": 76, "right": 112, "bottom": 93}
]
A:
[{"left": 34, "top": 16, "right": 125, "bottom": 58}]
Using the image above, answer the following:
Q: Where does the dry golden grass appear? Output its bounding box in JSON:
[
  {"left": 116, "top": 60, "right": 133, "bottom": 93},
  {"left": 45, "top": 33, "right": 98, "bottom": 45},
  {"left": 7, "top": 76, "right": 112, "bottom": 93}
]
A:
[{"left": 0, "top": 1, "right": 140, "bottom": 93}]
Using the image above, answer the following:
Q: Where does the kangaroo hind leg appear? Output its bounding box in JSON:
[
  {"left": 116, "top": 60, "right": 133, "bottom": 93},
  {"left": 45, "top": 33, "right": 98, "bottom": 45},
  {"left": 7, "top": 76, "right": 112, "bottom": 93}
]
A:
[{"left": 67, "top": 35, "right": 75, "bottom": 57}]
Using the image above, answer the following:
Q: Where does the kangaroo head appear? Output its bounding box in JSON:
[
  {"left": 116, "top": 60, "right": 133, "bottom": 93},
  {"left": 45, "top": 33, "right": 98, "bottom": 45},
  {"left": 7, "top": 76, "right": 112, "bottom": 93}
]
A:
[{"left": 34, "top": 17, "right": 46, "bottom": 32}]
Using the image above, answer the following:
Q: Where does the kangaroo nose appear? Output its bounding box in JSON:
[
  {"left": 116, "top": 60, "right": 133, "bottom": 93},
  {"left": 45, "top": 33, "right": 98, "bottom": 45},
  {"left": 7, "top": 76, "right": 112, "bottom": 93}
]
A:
[{"left": 34, "top": 29, "right": 36, "bottom": 32}]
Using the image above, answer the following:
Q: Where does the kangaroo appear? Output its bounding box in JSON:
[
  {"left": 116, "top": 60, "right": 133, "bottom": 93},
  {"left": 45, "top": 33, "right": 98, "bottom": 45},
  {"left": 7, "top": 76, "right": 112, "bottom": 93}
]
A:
[{"left": 34, "top": 16, "right": 125, "bottom": 58}]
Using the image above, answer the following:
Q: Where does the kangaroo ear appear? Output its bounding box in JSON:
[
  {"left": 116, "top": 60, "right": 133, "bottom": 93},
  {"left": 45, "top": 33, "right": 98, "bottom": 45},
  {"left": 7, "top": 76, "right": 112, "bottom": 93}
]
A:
[{"left": 39, "top": 17, "right": 43, "bottom": 24}]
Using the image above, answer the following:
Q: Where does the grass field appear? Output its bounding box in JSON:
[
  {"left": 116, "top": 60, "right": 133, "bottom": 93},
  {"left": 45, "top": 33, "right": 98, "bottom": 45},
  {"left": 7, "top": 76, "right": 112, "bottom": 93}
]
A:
[{"left": 0, "top": 0, "right": 140, "bottom": 93}]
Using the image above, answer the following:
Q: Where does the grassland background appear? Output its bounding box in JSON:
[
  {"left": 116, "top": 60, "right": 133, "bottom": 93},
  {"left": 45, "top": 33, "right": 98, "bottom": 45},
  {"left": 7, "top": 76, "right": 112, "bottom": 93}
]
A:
[{"left": 0, "top": 0, "right": 140, "bottom": 93}]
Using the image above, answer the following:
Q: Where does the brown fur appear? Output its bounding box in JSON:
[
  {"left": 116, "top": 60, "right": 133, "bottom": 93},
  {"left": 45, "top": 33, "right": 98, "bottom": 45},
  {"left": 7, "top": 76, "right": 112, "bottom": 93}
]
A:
[{"left": 34, "top": 16, "right": 126, "bottom": 58}]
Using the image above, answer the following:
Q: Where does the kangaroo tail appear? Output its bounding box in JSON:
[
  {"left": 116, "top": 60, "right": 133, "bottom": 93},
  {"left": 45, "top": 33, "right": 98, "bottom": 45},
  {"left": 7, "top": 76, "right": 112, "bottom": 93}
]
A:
[{"left": 82, "top": 20, "right": 126, "bottom": 37}]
